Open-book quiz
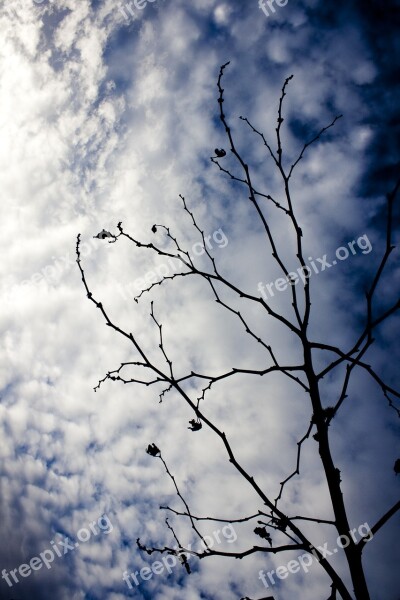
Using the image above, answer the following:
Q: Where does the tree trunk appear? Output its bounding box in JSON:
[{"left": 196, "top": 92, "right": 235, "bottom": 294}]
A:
[{"left": 303, "top": 342, "right": 371, "bottom": 600}]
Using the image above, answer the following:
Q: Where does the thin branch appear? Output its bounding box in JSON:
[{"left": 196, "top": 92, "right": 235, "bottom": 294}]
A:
[
  {"left": 138, "top": 540, "right": 305, "bottom": 561},
  {"left": 94, "top": 361, "right": 164, "bottom": 392},
  {"left": 133, "top": 270, "right": 195, "bottom": 303},
  {"left": 160, "top": 506, "right": 268, "bottom": 524},
  {"left": 315, "top": 177, "right": 400, "bottom": 382},
  {"left": 211, "top": 156, "right": 289, "bottom": 213},
  {"left": 239, "top": 115, "right": 279, "bottom": 168},
  {"left": 157, "top": 451, "right": 208, "bottom": 546},
  {"left": 217, "top": 64, "right": 299, "bottom": 320},
  {"left": 313, "top": 342, "right": 400, "bottom": 400},
  {"left": 365, "top": 177, "right": 400, "bottom": 342},
  {"left": 358, "top": 499, "right": 400, "bottom": 553},
  {"left": 151, "top": 301, "right": 174, "bottom": 379},
  {"left": 329, "top": 340, "right": 372, "bottom": 422},
  {"left": 290, "top": 515, "right": 336, "bottom": 526},
  {"left": 288, "top": 115, "right": 343, "bottom": 179},
  {"left": 276, "top": 74, "right": 294, "bottom": 167},
  {"left": 274, "top": 418, "right": 315, "bottom": 505},
  {"left": 206, "top": 277, "right": 309, "bottom": 391}
]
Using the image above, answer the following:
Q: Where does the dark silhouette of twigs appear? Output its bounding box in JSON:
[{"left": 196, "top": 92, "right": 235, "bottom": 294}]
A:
[{"left": 77, "top": 63, "right": 400, "bottom": 600}]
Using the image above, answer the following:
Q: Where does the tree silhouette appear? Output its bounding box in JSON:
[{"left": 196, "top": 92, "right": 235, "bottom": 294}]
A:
[{"left": 76, "top": 63, "right": 400, "bottom": 600}]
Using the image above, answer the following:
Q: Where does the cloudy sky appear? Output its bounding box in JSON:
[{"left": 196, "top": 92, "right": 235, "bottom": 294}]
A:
[{"left": 1, "top": 0, "right": 399, "bottom": 599}]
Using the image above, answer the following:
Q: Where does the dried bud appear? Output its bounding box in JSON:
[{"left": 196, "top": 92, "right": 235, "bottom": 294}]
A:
[
  {"left": 188, "top": 419, "right": 202, "bottom": 432},
  {"left": 146, "top": 443, "right": 160, "bottom": 457}
]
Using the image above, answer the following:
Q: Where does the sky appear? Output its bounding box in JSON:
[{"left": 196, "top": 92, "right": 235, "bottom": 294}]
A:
[{"left": 0, "top": 0, "right": 399, "bottom": 599}]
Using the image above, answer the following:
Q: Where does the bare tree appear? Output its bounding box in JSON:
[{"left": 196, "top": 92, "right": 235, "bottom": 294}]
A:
[{"left": 76, "top": 63, "right": 400, "bottom": 600}]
